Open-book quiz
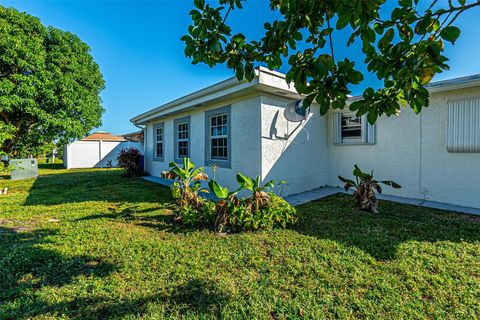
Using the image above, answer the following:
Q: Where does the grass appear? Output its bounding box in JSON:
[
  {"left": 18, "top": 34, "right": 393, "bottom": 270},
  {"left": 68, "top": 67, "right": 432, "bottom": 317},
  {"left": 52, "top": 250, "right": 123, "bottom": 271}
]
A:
[{"left": 0, "top": 164, "right": 479, "bottom": 319}]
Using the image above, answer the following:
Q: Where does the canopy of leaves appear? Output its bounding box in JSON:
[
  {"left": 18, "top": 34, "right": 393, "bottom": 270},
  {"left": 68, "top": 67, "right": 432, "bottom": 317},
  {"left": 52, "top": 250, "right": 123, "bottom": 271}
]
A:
[
  {"left": 0, "top": 6, "right": 105, "bottom": 157},
  {"left": 182, "top": 0, "right": 479, "bottom": 123}
]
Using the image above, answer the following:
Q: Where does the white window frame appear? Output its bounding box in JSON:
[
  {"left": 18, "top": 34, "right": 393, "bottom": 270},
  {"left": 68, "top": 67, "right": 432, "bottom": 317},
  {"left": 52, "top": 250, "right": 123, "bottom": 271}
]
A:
[
  {"left": 174, "top": 116, "right": 190, "bottom": 162},
  {"left": 334, "top": 112, "right": 375, "bottom": 145},
  {"left": 205, "top": 105, "right": 231, "bottom": 168},
  {"left": 153, "top": 123, "right": 164, "bottom": 161}
]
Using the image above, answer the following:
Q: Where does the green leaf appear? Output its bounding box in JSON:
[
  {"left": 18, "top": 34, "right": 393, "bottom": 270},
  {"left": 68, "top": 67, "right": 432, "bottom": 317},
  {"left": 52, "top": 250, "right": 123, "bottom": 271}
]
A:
[
  {"left": 236, "top": 172, "right": 255, "bottom": 191},
  {"left": 183, "top": 157, "right": 195, "bottom": 173},
  {"left": 373, "top": 23, "right": 384, "bottom": 35},
  {"left": 235, "top": 63, "right": 245, "bottom": 80},
  {"left": 367, "top": 109, "right": 378, "bottom": 124},
  {"left": 349, "top": 100, "right": 362, "bottom": 111},
  {"left": 209, "top": 40, "right": 222, "bottom": 52},
  {"left": 208, "top": 179, "right": 229, "bottom": 199},
  {"left": 440, "top": 26, "right": 461, "bottom": 44},
  {"left": 378, "top": 28, "right": 394, "bottom": 49},
  {"left": 338, "top": 175, "right": 356, "bottom": 186},
  {"left": 303, "top": 93, "right": 317, "bottom": 108},
  {"left": 194, "top": 0, "right": 205, "bottom": 9},
  {"left": 380, "top": 180, "right": 402, "bottom": 189},
  {"left": 319, "top": 102, "right": 329, "bottom": 116}
]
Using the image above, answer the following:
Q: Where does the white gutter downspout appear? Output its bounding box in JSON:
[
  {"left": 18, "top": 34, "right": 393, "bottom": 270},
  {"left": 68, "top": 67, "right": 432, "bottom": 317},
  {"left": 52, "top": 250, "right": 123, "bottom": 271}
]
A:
[{"left": 133, "top": 122, "right": 147, "bottom": 172}]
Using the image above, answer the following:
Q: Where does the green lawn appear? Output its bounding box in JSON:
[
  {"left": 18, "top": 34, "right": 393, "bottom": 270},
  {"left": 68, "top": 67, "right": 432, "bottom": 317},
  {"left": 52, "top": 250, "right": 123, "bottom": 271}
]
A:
[{"left": 1, "top": 164, "right": 479, "bottom": 319}]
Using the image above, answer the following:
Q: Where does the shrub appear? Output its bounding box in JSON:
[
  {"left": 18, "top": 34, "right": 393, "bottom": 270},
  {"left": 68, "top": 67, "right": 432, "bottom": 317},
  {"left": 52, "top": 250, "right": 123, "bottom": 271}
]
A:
[
  {"left": 229, "top": 193, "right": 297, "bottom": 231},
  {"left": 208, "top": 173, "right": 297, "bottom": 233},
  {"left": 117, "top": 148, "right": 143, "bottom": 177},
  {"left": 166, "top": 158, "right": 297, "bottom": 233},
  {"left": 165, "top": 158, "right": 211, "bottom": 224},
  {"left": 338, "top": 165, "right": 401, "bottom": 213}
]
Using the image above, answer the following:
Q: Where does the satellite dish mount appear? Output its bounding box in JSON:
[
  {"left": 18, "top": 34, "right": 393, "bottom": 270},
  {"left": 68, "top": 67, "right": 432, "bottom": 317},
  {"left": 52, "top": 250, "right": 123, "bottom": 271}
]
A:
[{"left": 284, "top": 100, "right": 309, "bottom": 122}]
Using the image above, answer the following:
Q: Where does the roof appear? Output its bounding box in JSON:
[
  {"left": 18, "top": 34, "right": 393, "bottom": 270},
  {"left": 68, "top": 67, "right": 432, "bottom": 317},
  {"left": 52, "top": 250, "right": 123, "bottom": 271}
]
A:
[
  {"left": 130, "top": 68, "right": 480, "bottom": 125},
  {"left": 130, "top": 66, "right": 301, "bottom": 125},
  {"left": 425, "top": 74, "right": 480, "bottom": 93},
  {"left": 122, "top": 130, "right": 143, "bottom": 137},
  {"left": 82, "top": 131, "right": 125, "bottom": 142}
]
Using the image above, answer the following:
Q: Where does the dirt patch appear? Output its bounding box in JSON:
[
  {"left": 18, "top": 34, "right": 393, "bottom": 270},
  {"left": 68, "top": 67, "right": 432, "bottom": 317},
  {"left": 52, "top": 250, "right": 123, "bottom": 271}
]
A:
[{"left": 0, "top": 219, "right": 37, "bottom": 233}]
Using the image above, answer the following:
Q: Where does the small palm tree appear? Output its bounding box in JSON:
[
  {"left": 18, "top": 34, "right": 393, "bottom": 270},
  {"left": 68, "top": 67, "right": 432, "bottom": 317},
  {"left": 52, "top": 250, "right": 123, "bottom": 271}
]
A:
[
  {"left": 339, "top": 165, "right": 401, "bottom": 213},
  {"left": 167, "top": 158, "right": 209, "bottom": 216}
]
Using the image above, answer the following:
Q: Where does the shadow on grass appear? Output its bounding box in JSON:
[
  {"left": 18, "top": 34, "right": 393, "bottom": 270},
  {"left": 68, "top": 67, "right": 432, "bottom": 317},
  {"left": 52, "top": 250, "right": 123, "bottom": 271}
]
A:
[
  {"left": 294, "top": 194, "right": 480, "bottom": 260},
  {"left": 0, "top": 227, "right": 116, "bottom": 319},
  {"left": 38, "top": 162, "right": 64, "bottom": 171},
  {"left": 42, "top": 279, "right": 229, "bottom": 319},
  {"left": 24, "top": 170, "right": 170, "bottom": 206},
  {"left": 75, "top": 204, "right": 214, "bottom": 234}
]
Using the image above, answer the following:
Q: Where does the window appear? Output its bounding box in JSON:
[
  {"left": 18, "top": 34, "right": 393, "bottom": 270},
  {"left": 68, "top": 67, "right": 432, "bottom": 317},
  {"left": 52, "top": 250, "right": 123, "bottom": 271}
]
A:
[
  {"left": 447, "top": 97, "right": 480, "bottom": 152},
  {"left": 174, "top": 116, "right": 190, "bottom": 161},
  {"left": 341, "top": 114, "right": 362, "bottom": 141},
  {"left": 334, "top": 112, "right": 375, "bottom": 145},
  {"left": 210, "top": 114, "right": 228, "bottom": 159},
  {"left": 205, "top": 106, "right": 231, "bottom": 168},
  {"left": 153, "top": 123, "right": 164, "bottom": 161}
]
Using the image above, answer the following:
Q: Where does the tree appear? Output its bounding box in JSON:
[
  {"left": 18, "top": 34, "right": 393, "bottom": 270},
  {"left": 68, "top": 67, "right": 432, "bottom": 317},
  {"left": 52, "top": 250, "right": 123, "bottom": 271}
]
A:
[
  {"left": 182, "top": 0, "right": 479, "bottom": 123},
  {"left": 0, "top": 6, "right": 105, "bottom": 157}
]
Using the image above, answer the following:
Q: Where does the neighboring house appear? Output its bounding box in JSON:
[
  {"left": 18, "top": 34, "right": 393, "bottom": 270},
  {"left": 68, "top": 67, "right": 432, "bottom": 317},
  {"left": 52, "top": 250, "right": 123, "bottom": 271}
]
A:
[
  {"left": 131, "top": 67, "right": 480, "bottom": 209},
  {"left": 63, "top": 131, "right": 143, "bottom": 169},
  {"left": 122, "top": 130, "right": 144, "bottom": 142}
]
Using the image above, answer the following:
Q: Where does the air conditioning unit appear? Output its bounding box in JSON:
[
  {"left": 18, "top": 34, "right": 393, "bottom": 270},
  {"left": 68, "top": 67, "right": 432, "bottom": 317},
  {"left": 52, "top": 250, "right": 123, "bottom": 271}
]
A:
[{"left": 10, "top": 159, "right": 39, "bottom": 180}]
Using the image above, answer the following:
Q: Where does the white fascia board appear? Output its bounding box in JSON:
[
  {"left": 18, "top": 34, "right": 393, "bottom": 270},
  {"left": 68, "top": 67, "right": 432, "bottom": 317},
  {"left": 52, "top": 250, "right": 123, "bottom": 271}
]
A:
[
  {"left": 130, "top": 67, "right": 299, "bottom": 125},
  {"left": 347, "top": 74, "right": 480, "bottom": 102}
]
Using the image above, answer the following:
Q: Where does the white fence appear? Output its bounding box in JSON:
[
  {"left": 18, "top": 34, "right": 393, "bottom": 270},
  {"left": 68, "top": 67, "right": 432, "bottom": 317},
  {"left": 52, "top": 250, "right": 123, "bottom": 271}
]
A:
[{"left": 63, "top": 141, "right": 144, "bottom": 169}]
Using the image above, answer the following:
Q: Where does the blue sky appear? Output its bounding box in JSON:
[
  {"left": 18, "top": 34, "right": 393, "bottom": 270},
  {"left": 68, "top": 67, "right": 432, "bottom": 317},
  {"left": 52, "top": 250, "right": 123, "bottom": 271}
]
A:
[{"left": 1, "top": 1, "right": 479, "bottom": 134}]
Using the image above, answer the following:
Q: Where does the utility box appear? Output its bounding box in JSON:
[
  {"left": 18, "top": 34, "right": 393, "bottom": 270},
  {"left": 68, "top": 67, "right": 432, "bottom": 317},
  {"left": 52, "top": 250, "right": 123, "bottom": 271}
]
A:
[{"left": 10, "top": 159, "right": 39, "bottom": 180}]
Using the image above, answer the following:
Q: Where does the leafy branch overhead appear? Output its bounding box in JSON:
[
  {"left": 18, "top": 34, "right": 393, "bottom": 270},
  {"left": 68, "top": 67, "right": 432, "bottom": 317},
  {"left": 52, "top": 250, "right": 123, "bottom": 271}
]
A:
[{"left": 182, "top": 0, "right": 479, "bottom": 123}]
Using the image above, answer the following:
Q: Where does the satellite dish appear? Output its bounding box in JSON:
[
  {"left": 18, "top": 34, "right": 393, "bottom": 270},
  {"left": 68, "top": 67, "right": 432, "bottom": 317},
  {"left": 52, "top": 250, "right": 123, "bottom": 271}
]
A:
[{"left": 284, "top": 100, "right": 309, "bottom": 122}]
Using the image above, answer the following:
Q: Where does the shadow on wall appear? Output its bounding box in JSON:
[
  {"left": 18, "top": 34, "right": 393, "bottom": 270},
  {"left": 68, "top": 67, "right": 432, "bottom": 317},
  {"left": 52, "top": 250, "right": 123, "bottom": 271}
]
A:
[
  {"left": 293, "top": 194, "right": 480, "bottom": 260},
  {"left": 0, "top": 227, "right": 228, "bottom": 319},
  {"left": 261, "top": 108, "right": 329, "bottom": 196},
  {"left": 24, "top": 169, "right": 170, "bottom": 206},
  {"left": 95, "top": 142, "right": 144, "bottom": 168}
]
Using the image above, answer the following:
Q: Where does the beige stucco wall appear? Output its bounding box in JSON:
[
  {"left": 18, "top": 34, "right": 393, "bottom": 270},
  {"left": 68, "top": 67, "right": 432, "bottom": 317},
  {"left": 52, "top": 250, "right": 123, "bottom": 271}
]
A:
[
  {"left": 144, "top": 95, "right": 262, "bottom": 192},
  {"left": 143, "top": 84, "right": 480, "bottom": 209},
  {"left": 260, "top": 95, "right": 330, "bottom": 196},
  {"left": 328, "top": 86, "right": 480, "bottom": 208}
]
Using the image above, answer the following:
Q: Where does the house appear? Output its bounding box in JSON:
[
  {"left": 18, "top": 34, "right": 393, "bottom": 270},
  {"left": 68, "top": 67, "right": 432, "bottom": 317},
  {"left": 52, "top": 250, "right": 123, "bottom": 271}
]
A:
[
  {"left": 63, "top": 131, "right": 143, "bottom": 169},
  {"left": 131, "top": 67, "right": 480, "bottom": 209},
  {"left": 122, "top": 130, "right": 144, "bottom": 142}
]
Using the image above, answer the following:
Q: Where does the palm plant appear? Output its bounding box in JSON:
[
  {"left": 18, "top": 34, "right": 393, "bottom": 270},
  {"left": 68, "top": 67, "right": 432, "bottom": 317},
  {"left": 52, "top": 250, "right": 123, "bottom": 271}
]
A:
[
  {"left": 167, "top": 158, "right": 209, "bottom": 217},
  {"left": 207, "top": 179, "right": 240, "bottom": 233},
  {"left": 338, "top": 165, "right": 401, "bottom": 213},
  {"left": 236, "top": 173, "right": 275, "bottom": 212}
]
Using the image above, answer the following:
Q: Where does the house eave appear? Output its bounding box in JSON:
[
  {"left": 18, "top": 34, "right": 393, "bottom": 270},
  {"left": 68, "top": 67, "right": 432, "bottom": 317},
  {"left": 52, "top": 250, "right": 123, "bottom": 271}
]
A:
[
  {"left": 130, "top": 67, "right": 300, "bottom": 125},
  {"left": 347, "top": 74, "right": 480, "bottom": 102}
]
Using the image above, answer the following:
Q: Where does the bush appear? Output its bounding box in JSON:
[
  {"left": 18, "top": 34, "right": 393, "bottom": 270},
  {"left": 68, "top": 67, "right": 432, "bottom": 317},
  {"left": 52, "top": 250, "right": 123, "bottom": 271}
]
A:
[
  {"left": 166, "top": 158, "right": 297, "bottom": 233},
  {"left": 177, "top": 201, "right": 216, "bottom": 226},
  {"left": 338, "top": 165, "right": 401, "bottom": 213},
  {"left": 117, "top": 148, "right": 143, "bottom": 177},
  {"left": 229, "top": 193, "right": 297, "bottom": 231},
  {"left": 164, "top": 158, "right": 212, "bottom": 225}
]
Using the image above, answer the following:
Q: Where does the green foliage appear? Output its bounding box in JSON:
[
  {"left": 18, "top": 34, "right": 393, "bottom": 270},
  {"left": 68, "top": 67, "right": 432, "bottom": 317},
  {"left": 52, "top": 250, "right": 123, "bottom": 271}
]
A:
[
  {"left": 339, "top": 165, "right": 401, "bottom": 213},
  {"left": 168, "top": 158, "right": 296, "bottom": 232},
  {"left": 1, "top": 166, "right": 480, "bottom": 319},
  {"left": 182, "top": 0, "right": 479, "bottom": 123},
  {"left": 229, "top": 193, "right": 297, "bottom": 231},
  {"left": 165, "top": 158, "right": 210, "bottom": 223},
  {"left": 0, "top": 6, "right": 105, "bottom": 157},
  {"left": 117, "top": 148, "right": 144, "bottom": 177}
]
